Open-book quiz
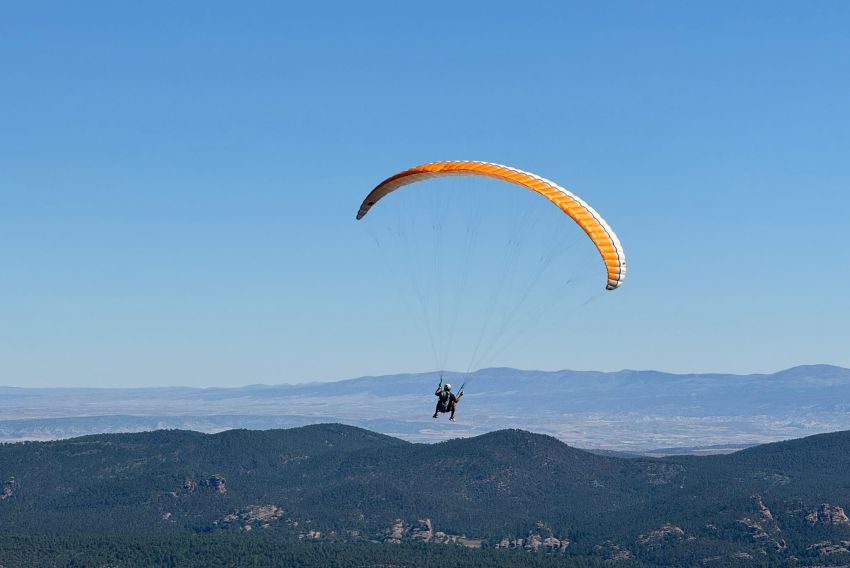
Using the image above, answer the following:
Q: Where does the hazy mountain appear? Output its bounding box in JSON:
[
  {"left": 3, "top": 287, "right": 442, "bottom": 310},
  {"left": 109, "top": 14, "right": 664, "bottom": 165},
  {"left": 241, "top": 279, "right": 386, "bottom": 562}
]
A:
[
  {"left": 2, "top": 364, "right": 850, "bottom": 451},
  {"left": 2, "top": 424, "right": 850, "bottom": 566}
]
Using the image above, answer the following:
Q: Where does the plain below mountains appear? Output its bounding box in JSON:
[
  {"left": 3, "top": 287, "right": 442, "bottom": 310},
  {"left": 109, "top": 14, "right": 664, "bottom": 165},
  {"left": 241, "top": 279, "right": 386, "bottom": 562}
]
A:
[
  {"left": 2, "top": 365, "right": 850, "bottom": 451},
  {"left": 1, "top": 424, "right": 850, "bottom": 566}
]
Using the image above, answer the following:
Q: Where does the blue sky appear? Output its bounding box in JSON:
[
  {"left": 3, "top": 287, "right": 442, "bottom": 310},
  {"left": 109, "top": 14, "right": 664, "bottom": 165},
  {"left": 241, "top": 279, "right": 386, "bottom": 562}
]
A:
[{"left": 1, "top": 1, "right": 848, "bottom": 387}]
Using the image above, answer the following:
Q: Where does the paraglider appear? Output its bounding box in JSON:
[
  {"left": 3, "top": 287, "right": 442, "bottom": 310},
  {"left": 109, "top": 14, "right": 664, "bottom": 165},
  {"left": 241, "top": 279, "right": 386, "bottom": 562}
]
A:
[
  {"left": 433, "top": 382, "right": 462, "bottom": 422},
  {"left": 432, "top": 377, "right": 465, "bottom": 422},
  {"left": 357, "top": 161, "right": 626, "bottom": 422}
]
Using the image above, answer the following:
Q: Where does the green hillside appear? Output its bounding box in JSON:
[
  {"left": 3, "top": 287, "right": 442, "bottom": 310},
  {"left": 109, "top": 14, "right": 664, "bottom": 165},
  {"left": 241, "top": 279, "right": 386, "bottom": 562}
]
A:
[{"left": 1, "top": 424, "right": 849, "bottom": 566}]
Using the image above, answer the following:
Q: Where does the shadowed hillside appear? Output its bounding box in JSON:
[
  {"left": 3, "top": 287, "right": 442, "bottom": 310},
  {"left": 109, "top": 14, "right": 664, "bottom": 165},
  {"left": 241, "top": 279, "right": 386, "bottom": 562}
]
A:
[{"left": 2, "top": 424, "right": 850, "bottom": 565}]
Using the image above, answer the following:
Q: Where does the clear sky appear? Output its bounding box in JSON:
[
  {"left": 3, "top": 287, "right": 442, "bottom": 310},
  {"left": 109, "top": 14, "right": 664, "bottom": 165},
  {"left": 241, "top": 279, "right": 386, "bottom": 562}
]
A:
[{"left": 2, "top": 1, "right": 848, "bottom": 387}]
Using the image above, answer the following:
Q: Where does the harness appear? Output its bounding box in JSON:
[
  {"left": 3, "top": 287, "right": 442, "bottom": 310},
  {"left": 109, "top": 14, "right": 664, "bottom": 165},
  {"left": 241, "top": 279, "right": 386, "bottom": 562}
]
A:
[
  {"left": 436, "top": 375, "right": 465, "bottom": 412},
  {"left": 438, "top": 391, "right": 452, "bottom": 411}
]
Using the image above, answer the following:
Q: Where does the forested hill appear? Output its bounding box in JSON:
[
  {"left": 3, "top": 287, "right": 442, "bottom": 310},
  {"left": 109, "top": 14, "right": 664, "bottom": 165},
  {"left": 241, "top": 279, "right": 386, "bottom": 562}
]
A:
[{"left": 2, "top": 424, "right": 850, "bottom": 566}]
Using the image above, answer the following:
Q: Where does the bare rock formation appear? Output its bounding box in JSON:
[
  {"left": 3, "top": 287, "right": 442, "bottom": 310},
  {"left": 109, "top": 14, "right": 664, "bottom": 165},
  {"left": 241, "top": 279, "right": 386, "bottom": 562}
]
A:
[
  {"left": 215, "top": 504, "right": 284, "bottom": 531},
  {"left": 808, "top": 540, "right": 850, "bottom": 556},
  {"left": 638, "top": 523, "right": 685, "bottom": 546},
  {"left": 737, "top": 496, "right": 786, "bottom": 552},
  {"left": 0, "top": 479, "right": 15, "bottom": 500},
  {"left": 806, "top": 504, "right": 850, "bottom": 526},
  {"left": 495, "top": 522, "right": 569, "bottom": 553}
]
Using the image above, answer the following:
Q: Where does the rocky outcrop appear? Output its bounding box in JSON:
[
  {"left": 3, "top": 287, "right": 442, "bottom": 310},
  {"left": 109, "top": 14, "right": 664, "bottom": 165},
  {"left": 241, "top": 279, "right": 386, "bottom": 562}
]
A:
[
  {"left": 204, "top": 475, "right": 227, "bottom": 494},
  {"left": 494, "top": 522, "right": 569, "bottom": 553},
  {"left": 638, "top": 523, "right": 685, "bottom": 546},
  {"left": 738, "top": 496, "right": 786, "bottom": 552},
  {"left": 216, "top": 504, "right": 284, "bottom": 531},
  {"left": 756, "top": 497, "right": 776, "bottom": 523},
  {"left": 0, "top": 478, "right": 15, "bottom": 500},
  {"left": 410, "top": 518, "right": 433, "bottom": 542},
  {"left": 806, "top": 504, "right": 850, "bottom": 526},
  {"left": 431, "top": 531, "right": 476, "bottom": 546},
  {"left": 384, "top": 519, "right": 406, "bottom": 543},
  {"left": 380, "top": 518, "right": 486, "bottom": 549},
  {"left": 808, "top": 540, "right": 850, "bottom": 556},
  {"left": 182, "top": 475, "right": 226, "bottom": 495},
  {"left": 243, "top": 504, "right": 283, "bottom": 523}
]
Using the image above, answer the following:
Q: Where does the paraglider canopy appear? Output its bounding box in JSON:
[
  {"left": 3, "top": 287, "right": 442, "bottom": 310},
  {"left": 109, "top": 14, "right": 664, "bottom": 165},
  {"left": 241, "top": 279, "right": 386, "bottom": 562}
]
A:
[{"left": 356, "top": 161, "right": 626, "bottom": 290}]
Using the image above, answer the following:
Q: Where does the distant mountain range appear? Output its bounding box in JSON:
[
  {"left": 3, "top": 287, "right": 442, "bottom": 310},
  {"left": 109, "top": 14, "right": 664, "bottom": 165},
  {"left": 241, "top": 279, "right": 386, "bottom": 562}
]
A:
[
  {"left": 2, "top": 424, "right": 850, "bottom": 566},
  {"left": 2, "top": 364, "right": 850, "bottom": 451}
]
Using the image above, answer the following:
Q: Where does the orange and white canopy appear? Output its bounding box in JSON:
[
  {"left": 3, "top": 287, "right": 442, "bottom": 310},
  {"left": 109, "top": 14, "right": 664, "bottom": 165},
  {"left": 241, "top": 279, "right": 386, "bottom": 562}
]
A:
[{"left": 356, "top": 161, "right": 626, "bottom": 290}]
